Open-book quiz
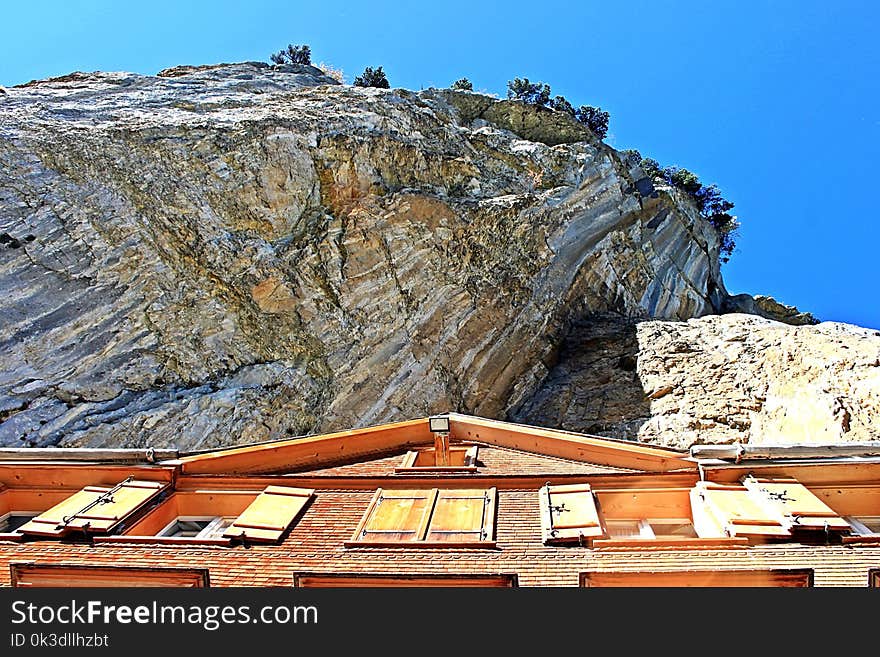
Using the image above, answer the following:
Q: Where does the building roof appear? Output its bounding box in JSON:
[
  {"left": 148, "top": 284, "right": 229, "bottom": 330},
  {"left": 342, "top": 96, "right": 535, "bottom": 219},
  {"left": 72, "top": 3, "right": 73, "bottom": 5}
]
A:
[{"left": 173, "top": 413, "right": 695, "bottom": 475}]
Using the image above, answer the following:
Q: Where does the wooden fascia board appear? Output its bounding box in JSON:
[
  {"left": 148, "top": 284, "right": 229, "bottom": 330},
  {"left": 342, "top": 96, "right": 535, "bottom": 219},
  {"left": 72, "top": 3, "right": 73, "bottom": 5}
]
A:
[
  {"left": 0, "top": 464, "right": 175, "bottom": 490},
  {"left": 448, "top": 415, "right": 694, "bottom": 472},
  {"left": 175, "top": 471, "right": 699, "bottom": 492},
  {"left": 179, "top": 418, "right": 433, "bottom": 475},
  {"left": 703, "top": 461, "right": 880, "bottom": 486}
]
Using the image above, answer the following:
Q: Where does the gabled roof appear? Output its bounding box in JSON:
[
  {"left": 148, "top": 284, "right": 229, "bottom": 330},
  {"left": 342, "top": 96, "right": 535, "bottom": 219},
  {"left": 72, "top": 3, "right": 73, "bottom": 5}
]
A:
[{"left": 177, "top": 413, "right": 695, "bottom": 475}]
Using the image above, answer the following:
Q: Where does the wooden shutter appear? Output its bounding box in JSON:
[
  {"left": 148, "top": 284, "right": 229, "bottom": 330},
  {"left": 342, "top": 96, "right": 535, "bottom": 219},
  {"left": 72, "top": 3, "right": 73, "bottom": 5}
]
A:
[
  {"left": 539, "top": 483, "right": 605, "bottom": 545},
  {"left": 18, "top": 479, "right": 167, "bottom": 537},
  {"left": 741, "top": 476, "right": 851, "bottom": 532},
  {"left": 691, "top": 482, "right": 789, "bottom": 540},
  {"left": 223, "top": 485, "right": 313, "bottom": 543},
  {"left": 353, "top": 489, "right": 436, "bottom": 543},
  {"left": 425, "top": 488, "right": 496, "bottom": 543}
]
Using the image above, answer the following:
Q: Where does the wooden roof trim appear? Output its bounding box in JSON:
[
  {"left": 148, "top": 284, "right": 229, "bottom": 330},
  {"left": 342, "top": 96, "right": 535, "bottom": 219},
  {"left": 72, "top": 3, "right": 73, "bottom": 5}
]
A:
[
  {"left": 0, "top": 464, "right": 176, "bottom": 490},
  {"left": 703, "top": 461, "right": 880, "bottom": 486},
  {"left": 174, "top": 471, "right": 700, "bottom": 491},
  {"left": 179, "top": 413, "right": 694, "bottom": 476},
  {"left": 448, "top": 414, "right": 694, "bottom": 472},
  {"left": 179, "top": 418, "right": 434, "bottom": 475}
]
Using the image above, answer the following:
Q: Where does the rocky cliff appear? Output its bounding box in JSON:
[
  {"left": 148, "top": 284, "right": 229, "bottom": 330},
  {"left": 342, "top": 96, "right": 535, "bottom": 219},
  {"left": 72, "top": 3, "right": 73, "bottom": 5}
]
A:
[
  {"left": 0, "top": 62, "right": 875, "bottom": 450},
  {"left": 511, "top": 313, "right": 880, "bottom": 450}
]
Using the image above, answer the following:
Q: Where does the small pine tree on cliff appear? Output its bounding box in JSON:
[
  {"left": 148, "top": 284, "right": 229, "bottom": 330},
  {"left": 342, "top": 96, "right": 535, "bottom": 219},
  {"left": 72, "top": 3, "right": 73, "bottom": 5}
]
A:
[
  {"left": 353, "top": 66, "right": 390, "bottom": 88},
  {"left": 574, "top": 105, "right": 610, "bottom": 140},
  {"left": 270, "top": 44, "right": 312, "bottom": 65},
  {"left": 506, "top": 78, "right": 551, "bottom": 106}
]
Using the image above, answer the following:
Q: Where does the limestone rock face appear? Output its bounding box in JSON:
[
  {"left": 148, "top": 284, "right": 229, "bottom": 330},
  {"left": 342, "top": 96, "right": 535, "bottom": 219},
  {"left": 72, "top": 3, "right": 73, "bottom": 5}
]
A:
[
  {"left": 514, "top": 313, "right": 880, "bottom": 450},
  {"left": 0, "top": 62, "right": 870, "bottom": 450},
  {"left": 722, "top": 293, "right": 819, "bottom": 326}
]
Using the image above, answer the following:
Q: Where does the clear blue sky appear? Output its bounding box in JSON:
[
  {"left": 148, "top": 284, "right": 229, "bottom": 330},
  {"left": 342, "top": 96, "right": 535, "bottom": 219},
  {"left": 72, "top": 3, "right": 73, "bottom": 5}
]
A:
[{"left": 2, "top": 1, "right": 878, "bottom": 328}]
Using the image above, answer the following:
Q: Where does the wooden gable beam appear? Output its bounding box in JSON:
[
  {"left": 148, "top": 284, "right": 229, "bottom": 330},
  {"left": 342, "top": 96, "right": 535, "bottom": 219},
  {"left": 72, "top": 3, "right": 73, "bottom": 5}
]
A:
[
  {"left": 447, "top": 414, "right": 694, "bottom": 473},
  {"left": 179, "top": 418, "right": 434, "bottom": 475},
  {"left": 174, "top": 470, "right": 699, "bottom": 492}
]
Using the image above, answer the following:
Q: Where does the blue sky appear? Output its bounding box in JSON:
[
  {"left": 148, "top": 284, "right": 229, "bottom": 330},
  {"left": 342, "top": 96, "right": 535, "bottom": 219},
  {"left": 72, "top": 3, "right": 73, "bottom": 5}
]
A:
[{"left": 2, "top": 1, "right": 878, "bottom": 328}]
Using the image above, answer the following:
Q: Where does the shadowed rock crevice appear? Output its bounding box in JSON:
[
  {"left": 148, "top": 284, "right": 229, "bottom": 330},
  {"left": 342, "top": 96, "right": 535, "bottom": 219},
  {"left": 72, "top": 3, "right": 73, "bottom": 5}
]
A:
[{"left": 508, "top": 313, "right": 651, "bottom": 440}]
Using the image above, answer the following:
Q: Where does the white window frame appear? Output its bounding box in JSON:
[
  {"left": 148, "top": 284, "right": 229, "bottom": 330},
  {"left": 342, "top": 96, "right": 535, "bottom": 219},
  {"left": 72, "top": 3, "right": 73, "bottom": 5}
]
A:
[
  {"left": 844, "top": 515, "right": 880, "bottom": 536},
  {"left": 157, "top": 516, "right": 235, "bottom": 539}
]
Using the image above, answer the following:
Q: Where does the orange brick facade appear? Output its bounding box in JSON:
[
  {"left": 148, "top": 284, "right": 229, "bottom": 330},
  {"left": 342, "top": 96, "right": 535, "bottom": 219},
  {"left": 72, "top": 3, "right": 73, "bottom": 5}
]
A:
[{"left": 3, "top": 488, "right": 880, "bottom": 587}]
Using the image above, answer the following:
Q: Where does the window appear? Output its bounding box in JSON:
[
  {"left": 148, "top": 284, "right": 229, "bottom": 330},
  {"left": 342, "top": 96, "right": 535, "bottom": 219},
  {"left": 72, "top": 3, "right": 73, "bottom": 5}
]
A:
[
  {"left": 605, "top": 519, "right": 698, "bottom": 540},
  {"left": 395, "top": 446, "right": 478, "bottom": 473},
  {"left": 347, "top": 488, "right": 497, "bottom": 547},
  {"left": 16, "top": 478, "right": 168, "bottom": 537},
  {"left": 580, "top": 569, "right": 814, "bottom": 587},
  {"left": 10, "top": 563, "right": 209, "bottom": 588},
  {"left": 854, "top": 517, "right": 880, "bottom": 533},
  {"left": 99, "top": 485, "right": 315, "bottom": 545},
  {"left": 158, "top": 516, "right": 236, "bottom": 539},
  {"left": 540, "top": 484, "right": 747, "bottom": 548},
  {"left": 843, "top": 516, "right": 880, "bottom": 544},
  {"left": 0, "top": 512, "right": 37, "bottom": 535},
  {"left": 294, "top": 572, "right": 517, "bottom": 587}
]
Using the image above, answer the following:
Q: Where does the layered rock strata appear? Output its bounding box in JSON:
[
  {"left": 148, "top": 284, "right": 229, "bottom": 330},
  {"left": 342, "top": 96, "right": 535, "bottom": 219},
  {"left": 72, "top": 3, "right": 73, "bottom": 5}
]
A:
[{"left": 1, "top": 62, "right": 868, "bottom": 450}]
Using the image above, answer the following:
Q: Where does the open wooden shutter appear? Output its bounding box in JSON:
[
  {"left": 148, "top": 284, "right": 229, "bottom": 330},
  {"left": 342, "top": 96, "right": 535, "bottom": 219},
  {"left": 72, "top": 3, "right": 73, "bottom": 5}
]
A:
[
  {"left": 539, "top": 483, "right": 605, "bottom": 545},
  {"left": 741, "top": 476, "right": 851, "bottom": 533},
  {"left": 691, "top": 482, "right": 789, "bottom": 540},
  {"left": 425, "top": 488, "right": 496, "bottom": 543},
  {"left": 354, "top": 489, "right": 436, "bottom": 543},
  {"left": 223, "top": 486, "right": 313, "bottom": 543},
  {"left": 18, "top": 479, "right": 167, "bottom": 537}
]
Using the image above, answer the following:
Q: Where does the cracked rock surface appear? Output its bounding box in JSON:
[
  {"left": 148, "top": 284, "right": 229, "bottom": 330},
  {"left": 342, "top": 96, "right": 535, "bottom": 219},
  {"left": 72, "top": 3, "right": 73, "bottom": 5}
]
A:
[{"left": 1, "top": 62, "right": 869, "bottom": 450}]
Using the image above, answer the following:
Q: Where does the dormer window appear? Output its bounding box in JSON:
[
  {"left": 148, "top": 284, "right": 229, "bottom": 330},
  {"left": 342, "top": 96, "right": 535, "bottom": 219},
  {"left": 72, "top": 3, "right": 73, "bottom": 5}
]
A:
[{"left": 395, "top": 446, "right": 479, "bottom": 473}]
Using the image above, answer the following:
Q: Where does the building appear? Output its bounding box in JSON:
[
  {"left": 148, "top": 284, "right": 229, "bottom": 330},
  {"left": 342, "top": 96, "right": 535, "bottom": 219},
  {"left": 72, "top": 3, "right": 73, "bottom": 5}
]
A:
[{"left": 1, "top": 413, "right": 879, "bottom": 587}]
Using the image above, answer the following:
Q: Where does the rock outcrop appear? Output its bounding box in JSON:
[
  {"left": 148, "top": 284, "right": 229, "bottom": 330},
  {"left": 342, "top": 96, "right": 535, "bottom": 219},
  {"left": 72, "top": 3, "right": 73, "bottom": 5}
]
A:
[{"left": 0, "top": 62, "right": 873, "bottom": 450}]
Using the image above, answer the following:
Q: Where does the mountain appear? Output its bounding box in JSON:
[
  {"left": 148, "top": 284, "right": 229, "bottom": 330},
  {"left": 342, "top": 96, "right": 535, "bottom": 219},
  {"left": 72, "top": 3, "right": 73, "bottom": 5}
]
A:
[{"left": 1, "top": 62, "right": 876, "bottom": 450}]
